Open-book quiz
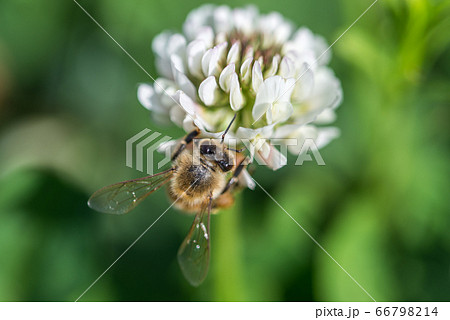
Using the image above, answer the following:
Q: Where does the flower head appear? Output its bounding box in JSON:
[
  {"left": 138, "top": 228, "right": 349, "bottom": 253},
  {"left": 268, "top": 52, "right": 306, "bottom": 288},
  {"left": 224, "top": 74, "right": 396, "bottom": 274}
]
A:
[{"left": 138, "top": 4, "right": 342, "bottom": 178}]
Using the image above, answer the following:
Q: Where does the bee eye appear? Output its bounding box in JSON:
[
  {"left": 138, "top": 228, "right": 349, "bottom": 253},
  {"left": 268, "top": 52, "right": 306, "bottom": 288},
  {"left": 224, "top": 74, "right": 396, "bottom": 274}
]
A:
[
  {"left": 200, "top": 144, "right": 216, "bottom": 155},
  {"left": 218, "top": 160, "right": 233, "bottom": 172}
]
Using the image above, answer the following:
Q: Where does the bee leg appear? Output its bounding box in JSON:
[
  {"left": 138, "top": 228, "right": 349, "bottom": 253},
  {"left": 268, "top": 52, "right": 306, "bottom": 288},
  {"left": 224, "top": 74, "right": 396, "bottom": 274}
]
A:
[
  {"left": 221, "top": 158, "right": 247, "bottom": 194},
  {"left": 171, "top": 128, "right": 200, "bottom": 161}
]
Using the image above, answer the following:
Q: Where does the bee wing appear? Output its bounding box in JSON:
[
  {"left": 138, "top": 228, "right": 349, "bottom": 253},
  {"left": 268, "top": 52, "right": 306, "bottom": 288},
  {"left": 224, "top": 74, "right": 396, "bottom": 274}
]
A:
[
  {"left": 177, "top": 197, "right": 212, "bottom": 286},
  {"left": 88, "top": 168, "right": 174, "bottom": 215}
]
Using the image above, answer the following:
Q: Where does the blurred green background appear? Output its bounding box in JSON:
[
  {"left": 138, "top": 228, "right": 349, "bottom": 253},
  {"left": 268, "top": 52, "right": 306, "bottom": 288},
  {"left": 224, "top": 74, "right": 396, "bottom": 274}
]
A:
[{"left": 0, "top": 0, "right": 449, "bottom": 301}]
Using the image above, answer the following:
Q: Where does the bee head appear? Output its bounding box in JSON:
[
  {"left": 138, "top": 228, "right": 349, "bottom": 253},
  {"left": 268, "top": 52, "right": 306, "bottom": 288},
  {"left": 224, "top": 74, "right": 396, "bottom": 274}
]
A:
[
  {"left": 199, "top": 139, "right": 234, "bottom": 172},
  {"left": 196, "top": 113, "right": 241, "bottom": 172}
]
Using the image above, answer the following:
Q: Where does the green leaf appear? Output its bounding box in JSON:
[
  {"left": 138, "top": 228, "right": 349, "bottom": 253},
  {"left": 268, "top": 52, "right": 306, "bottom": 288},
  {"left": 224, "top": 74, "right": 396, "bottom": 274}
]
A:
[{"left": 315, "top": 197, "right": 399, "bottom": 301}]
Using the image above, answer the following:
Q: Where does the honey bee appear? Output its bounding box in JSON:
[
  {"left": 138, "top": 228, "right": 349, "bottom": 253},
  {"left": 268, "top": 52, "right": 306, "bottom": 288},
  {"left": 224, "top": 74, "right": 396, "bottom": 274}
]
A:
[{"left": 88, "top": 114, "right": 247, "bottom": 286}]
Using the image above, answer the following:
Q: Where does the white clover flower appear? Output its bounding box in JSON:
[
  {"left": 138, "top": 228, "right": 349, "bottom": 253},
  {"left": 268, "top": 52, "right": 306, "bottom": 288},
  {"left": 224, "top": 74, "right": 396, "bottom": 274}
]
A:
[{"left": 138, "top": 4, "right": 342, "bottom": 180}]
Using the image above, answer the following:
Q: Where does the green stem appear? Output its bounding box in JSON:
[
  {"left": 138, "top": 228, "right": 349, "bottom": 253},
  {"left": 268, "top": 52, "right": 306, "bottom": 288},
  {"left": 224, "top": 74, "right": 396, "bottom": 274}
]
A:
[{"left": 212, "top": 193, "right": 247, "bottom": 301}]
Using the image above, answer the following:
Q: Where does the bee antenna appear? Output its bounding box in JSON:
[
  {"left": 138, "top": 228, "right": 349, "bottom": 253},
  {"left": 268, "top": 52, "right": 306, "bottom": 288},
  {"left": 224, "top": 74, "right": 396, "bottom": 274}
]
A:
[
  {"left": 221, "top": 113, "right": 237, "bottom": 143},
  {"left": 226, "top": 147, "right": 245, "bottom": 153}
]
